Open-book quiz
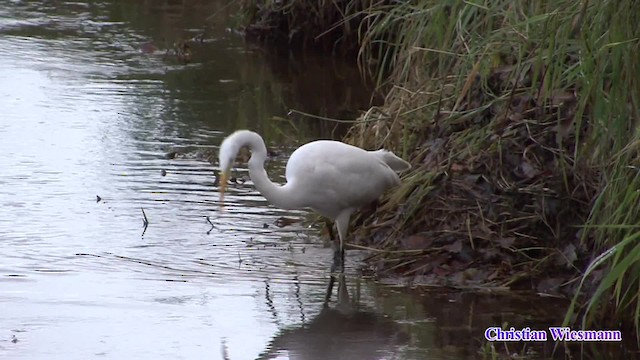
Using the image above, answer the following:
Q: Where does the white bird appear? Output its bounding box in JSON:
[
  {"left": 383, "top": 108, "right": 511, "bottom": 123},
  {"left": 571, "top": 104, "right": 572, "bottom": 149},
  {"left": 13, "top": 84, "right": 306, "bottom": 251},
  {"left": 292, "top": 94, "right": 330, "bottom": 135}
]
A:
[{"left": 218, "top": 130, "right": 411, "bottom": 287}]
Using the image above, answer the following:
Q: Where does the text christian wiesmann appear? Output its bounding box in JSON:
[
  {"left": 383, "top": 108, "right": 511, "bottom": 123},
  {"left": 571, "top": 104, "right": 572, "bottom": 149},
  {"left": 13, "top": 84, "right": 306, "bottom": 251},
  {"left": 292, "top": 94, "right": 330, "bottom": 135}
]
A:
[{"left": 484, "top": 327, "right": 622, "bottom": 342}]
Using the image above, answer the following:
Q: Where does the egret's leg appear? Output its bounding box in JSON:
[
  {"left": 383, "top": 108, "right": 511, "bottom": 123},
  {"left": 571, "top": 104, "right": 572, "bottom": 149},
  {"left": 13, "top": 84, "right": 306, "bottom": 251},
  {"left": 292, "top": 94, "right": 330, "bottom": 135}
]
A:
[
  {"left": 334, "top": 212, "right": 351, "bottom": 273},
  {"left": 324, "top": 243, "right": 340, "bottom": 305},
  {"left": 325, "top": 212, "right": 351, "bottom": 304}
]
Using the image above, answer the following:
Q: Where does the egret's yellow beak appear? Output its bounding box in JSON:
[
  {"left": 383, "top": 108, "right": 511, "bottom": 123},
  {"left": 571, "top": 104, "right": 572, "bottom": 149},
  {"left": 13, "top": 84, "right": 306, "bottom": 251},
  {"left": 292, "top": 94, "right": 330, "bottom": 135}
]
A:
[{"left": 219, "top": 170, "right": 229, "bottom": 208}]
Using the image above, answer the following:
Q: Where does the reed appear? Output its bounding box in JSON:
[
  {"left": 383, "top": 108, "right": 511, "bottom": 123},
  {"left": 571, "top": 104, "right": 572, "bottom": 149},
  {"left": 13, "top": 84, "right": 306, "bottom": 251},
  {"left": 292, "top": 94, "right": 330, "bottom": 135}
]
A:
[
  {"left": 350, "top": 0, "right": 640, "bottom": 337},
  {"left": 239, "top": 0, "right": 640, "bottom": 337}
]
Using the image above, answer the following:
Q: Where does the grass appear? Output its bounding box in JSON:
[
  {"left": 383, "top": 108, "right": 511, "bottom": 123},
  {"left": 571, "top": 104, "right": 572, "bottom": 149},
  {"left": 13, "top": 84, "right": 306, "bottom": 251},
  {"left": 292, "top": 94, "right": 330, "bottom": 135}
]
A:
[
  {"left": 239, "top": 0, "right": 640, "bottom": 343},
  {"left": 349, "top": 0, "right": 640, "bottom": 338}
]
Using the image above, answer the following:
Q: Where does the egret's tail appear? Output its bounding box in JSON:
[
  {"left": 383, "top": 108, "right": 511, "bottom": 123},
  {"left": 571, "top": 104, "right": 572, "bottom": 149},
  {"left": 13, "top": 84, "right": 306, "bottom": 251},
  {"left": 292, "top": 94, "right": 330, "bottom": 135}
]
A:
[{"left": 373, "top": 149, "right": 411, "bottom": 172}]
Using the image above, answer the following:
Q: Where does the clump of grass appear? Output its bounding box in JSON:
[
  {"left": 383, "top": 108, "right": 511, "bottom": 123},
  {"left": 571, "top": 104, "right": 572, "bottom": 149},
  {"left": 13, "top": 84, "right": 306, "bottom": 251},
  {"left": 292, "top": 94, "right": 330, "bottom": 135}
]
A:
[
  {"left": 346, "top": 0, "right": 639, "bottom": 336},
  {"left": 237, "top": 0, "right": 640, "bottom": 340}
]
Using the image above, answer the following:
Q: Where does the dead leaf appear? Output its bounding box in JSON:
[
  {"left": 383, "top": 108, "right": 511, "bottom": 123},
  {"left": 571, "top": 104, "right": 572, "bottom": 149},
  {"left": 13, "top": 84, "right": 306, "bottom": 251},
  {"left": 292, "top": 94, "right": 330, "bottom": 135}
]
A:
[
  {"left": 433, "top": 266, "right": 450, "bottom": 277},
  {"left": 401, "top": 234, "right": 433, "bottom": 250},
  {"left": 554, "top": 243, "right": 577, "bottom": 268},
  {"left": 274, "top": 217, "right": 300, "bottom": 228},
  {"left": 549, "top": 90, "right": 576, "bottom": 106},
  {"left": 481, "top": 247, "right": 501, "bottom": 261},
  {"left": 497, "top": 237, "right": 515, "bottom": 249},
  {"left": 537, "top": 277, "right": 564, "bottom": 294},
  {"left": 421, "top": 138, "right": 446, "bottom": 167},
  {"left": 443, "top": 239, "right": 463, "bottom": 253},
  {"left": 462, "top": 267, "right": 479, "bottom": 280},
  {"left": 140, "top": 42, "right": 157, "bottom": 54},
  {"left": 518, "top": 160, "right": 540, "bottom": 179},
  {"left": 449, "top": 271, "right": 467, "bottom": 285},
  {"left": 450, "top": 163, "right": 466, "bottom": 172}
]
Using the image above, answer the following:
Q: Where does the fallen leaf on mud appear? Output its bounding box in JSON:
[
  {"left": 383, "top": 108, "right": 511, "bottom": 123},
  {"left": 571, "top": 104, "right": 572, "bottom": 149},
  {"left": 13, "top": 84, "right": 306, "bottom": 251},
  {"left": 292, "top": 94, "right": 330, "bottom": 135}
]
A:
[
  {"left": 401, "top": 234, "right": 433, "bottom": 250},
  {"left": 508, "top": 112, "right": 523, "bottom": 121},
  {"left": 139, "top": 41, "right": 157, "bottom": 54},
  {"left": 555, "top": 243, "right": 577, "bottom": 268},
  {"left": 554, "top": 118, "right": 576, "bottom": 140},
  {"left": 449, "top": 271, "right": 467, "bottom": 285},
  {"left": 520, "top": 160, "right": 540, "bottom": 179},
  {"left": 449, "top": 259, "right": 466, "bottom": 270},
  {"left": 481, "top": 247, "right": 501, "bottom": 261},
  {"left": 462, "top": 174, "right": 482, "bottom": 184},
  {"left": 497, "top": 237, "right": 515, "bottom": 249},
  {"left": 274, "top": 217, "right": 300, "bottom": 228},
  {"left": 421, "top": 138, "right": 446, "bottom": 167},
  {"left": 550, "top": 91, "right": 578, "bottom": 139},
  {"left": 412, "top": 274, "right": 438, "bottom": 285},
  {"left": 433, "top": 266, "right": 450, "bottom": 277},
  {"left": 549, "top": 90, "right": 576, "bottom": 106},
  {"left": 450, "top": 163, "right": 467, "bottom": 172},
  {"left": 487, "top": 268, "right": 502, "bottom": 281},
  {"left": 429, "top": 254, "right": 449, "bottom": 270},
  {"left": 537, "top": 277, "right": 564, "bottom": 294},
  {"left": 462, "top": 267, "right": 479, "bottom": 280},
  {"left": 443, "top": 239, "right": 463, "bottom": 253}
]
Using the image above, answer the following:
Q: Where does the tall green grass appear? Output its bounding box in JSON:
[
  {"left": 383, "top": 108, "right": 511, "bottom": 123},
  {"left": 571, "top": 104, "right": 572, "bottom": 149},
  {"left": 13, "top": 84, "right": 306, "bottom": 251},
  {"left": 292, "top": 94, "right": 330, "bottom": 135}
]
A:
[
  {"left": 240, "top": 0, "right": 640, "bottom": 335},
  {"left": 355, "top": 0, "right": 640, "bottom": 335}
]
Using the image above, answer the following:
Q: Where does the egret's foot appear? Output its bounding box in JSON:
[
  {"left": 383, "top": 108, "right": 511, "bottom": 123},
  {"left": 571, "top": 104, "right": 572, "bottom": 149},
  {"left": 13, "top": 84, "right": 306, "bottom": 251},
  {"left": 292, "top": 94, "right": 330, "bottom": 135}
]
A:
[{"left": 324, "top": 274, "right": 336, "bottom": 306}]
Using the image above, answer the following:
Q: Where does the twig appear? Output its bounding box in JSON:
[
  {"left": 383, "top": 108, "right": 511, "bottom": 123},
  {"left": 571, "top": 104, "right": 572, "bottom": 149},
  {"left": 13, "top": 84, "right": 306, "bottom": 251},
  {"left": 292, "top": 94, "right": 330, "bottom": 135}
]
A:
[
  {"left": 141, "top": 207, "right": 149, "bottom": 236},
  {"left": 288, "top": 109, "right": 380, "bottom": 123},
  {"left": 206, "top": 216, "right": 216, "bottom": 234},
  {"left": 347, "top": 243, "right": 434, "bottom": 254},
  {"left": 221, "top": 338, "right": 230, "bottom": 360}
]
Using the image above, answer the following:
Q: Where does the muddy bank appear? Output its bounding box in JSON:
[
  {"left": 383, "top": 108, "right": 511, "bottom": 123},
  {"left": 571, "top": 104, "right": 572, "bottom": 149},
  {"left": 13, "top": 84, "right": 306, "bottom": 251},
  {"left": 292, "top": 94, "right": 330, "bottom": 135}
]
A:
[{"left": 238, "top": 0, "right": 640, "bottom": 345}]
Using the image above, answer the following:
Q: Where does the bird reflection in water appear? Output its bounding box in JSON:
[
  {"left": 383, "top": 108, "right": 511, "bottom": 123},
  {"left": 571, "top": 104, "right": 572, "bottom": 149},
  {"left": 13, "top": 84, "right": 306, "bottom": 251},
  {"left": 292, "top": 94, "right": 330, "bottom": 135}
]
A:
[{"left": 257, "top": 274, "right": 410, "bottom": 360}]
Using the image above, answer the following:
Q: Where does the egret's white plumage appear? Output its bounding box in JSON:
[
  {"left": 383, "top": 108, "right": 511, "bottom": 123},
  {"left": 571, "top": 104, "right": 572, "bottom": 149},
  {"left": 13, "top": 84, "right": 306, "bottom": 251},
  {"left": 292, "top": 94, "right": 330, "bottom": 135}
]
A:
[{"left": 218, "top": 130, "right": 411, "bottom": 267}]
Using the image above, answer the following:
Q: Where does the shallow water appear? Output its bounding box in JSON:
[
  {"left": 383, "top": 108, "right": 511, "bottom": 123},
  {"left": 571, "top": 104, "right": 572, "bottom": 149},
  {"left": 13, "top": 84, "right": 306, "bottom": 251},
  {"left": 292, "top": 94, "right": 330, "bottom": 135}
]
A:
[{"left": 1, "top": 1, "right": 633, "bottom": 360}]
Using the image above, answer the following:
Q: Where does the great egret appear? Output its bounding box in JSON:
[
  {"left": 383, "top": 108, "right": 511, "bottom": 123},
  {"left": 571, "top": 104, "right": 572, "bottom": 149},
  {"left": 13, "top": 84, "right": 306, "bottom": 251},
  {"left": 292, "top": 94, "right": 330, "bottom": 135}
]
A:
[{"left": 218, "top": 130, "right": 411, "bottom": 294}]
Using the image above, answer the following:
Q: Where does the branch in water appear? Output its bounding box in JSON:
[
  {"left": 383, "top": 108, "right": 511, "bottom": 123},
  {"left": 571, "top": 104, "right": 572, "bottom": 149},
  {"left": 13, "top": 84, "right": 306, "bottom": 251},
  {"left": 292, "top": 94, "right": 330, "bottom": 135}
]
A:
[{"left": 141, "top": 207, "right": 149, "bottom": 236}]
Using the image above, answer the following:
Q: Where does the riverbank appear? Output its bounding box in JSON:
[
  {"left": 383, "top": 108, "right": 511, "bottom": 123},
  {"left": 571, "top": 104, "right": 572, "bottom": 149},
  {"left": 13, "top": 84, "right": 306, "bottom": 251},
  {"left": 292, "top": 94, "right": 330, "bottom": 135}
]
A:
[{"left": 238, "top": 0, "right": 640, "bottom": 346}]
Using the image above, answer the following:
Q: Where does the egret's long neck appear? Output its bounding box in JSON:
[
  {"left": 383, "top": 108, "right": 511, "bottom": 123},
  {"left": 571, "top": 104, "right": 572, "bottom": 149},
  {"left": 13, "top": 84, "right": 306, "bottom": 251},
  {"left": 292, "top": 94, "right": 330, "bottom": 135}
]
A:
[{"left": 243, "top": 132, "right": 294, "bottom": 209}]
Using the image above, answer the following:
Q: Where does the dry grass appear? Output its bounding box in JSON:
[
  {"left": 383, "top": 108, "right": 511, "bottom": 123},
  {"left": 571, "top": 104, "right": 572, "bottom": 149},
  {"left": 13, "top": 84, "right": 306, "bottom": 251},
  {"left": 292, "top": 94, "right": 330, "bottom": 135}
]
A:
[
  {"left": 345, "top": 0, "right": 640, "bottom": 337},
  {"left": 239, "top": 0, "right": 640, "bottom": 338}
]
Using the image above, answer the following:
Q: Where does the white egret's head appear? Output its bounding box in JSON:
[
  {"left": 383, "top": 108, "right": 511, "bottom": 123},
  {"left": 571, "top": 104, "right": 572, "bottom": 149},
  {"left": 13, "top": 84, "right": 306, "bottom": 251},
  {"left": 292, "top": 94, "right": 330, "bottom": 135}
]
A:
[{"left": 218, "top": 137, "right": 239, "bottom": 207}]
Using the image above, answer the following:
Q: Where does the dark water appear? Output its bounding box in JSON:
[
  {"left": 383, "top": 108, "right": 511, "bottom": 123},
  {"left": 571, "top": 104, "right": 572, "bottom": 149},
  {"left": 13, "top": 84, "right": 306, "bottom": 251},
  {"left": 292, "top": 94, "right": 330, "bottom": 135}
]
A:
[{"left": 1, "top": 1, "right": 629, "bottom": 360}]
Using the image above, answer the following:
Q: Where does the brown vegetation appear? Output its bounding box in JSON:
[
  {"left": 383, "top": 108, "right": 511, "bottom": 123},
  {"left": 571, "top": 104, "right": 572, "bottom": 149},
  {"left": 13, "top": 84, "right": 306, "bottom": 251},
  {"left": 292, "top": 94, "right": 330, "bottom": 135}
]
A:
[{"left": 240, "top": 0, "right": 640, "bottom": 339}]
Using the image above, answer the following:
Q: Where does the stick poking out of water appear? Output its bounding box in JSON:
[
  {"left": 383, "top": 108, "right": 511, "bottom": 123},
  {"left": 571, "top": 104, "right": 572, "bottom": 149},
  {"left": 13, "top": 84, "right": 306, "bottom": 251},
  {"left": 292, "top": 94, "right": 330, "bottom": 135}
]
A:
[
  {"left": 141, "top": 207, "right": 149, "bottom": 236},
  {"left": 206, "top": 216, "right": 216, "bottom": 234},
  {"left": 220, "top": 338, "right": 230, "bottom": 360}
]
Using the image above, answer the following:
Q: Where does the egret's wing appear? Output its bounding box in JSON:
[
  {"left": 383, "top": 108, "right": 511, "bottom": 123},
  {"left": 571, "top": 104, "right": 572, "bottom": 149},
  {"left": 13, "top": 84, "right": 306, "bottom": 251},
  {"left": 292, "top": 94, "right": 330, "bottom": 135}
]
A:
[{"left": 285, "top": 141, "right": 400, "bottom": 217}]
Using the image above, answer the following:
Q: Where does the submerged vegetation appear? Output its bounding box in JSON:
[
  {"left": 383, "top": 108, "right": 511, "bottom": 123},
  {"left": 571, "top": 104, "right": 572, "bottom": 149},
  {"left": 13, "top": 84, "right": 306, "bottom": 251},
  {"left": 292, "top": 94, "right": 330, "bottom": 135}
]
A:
[{"left": 239, "top": 0, "right": 639, "bottom": 343}]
